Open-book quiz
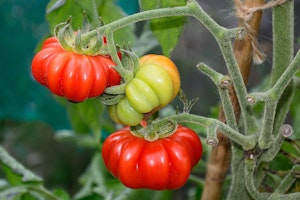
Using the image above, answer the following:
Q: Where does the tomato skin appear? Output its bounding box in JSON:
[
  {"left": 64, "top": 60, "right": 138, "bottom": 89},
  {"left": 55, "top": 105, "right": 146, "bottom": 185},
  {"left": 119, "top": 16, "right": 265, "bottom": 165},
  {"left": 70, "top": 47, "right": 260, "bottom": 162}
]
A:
[
  {"left": 108, "top": 98, "right": 145, "bottom": 126},
  {"left": 31, "top": 37, "right": 121, "bottom": 102},
  {"left": 139, "top": 54, "right": 180, "bottom": 100},
  {"left": 108, "top": 54, "right": 180, "bottom": 126},
  {"left": 102, "top": 126, "right": 202, "bottom": 190}
]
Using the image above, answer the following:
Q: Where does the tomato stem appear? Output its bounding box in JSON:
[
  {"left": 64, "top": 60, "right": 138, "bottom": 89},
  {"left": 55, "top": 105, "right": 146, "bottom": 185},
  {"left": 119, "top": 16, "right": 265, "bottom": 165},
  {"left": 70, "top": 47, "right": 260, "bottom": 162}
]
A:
[{"left": 153, "top": 113, "right": 257, "bottom": 150}]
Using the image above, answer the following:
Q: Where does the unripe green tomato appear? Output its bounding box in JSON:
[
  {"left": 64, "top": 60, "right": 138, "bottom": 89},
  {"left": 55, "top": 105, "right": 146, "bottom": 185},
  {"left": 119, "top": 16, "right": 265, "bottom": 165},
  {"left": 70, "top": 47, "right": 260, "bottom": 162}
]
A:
[
  {"left": 125, "top": 78, "right": 160, "bottom": 113},
  {"left": 108, "top": 98, "right": 143, "bottom": 126},
  {"left": 139, "top": 54, "right": 180, "bottom": 101},
  {"left": 108, "top": 54, "right": 180, "bottom": 126},
  {"left": 125, "top": 64, "right": 173, "bottom": 113}
]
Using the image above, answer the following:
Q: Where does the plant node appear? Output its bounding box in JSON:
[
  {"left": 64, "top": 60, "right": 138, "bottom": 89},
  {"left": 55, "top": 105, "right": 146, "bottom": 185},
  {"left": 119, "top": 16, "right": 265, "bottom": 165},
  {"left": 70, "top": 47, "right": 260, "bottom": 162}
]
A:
[{"left": 280, "top": 124, "right": 293, "bottom": 138}]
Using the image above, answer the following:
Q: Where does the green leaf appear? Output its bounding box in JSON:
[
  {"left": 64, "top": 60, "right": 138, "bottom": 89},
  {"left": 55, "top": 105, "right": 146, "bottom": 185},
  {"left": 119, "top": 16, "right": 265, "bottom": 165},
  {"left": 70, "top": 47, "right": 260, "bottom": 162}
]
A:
[
  {"left": 63, "top": 98, "right": 104, "bottom": 135},
  {"left": 98, "top": 0, "right": 136, "bottom": 45},
  {"left": 0, "top": 186, "right": 27, "bottom": 200},
  {"left": 131, "top": 22, "right": 160, "bottom": 56},
  {"left": 46, "top": 0, "right": 88, "bottom": 34},
  {"left": 54, "top": 130, "right": 98, "bottom": 148},
  {"left": 139, "top": 0, "right": 187, "bottom": 57},
  {"left": 74, "top": 153, "right": 108, "bottom": 199},
  {"left": 0, "top": 146, "right": 42, "bottom": 186},
  {"left": 46, "top": 0, "right": 136, "bottom": 45},
  {"left": 53, "top": 189, "right": 70, "bottom": 200}
]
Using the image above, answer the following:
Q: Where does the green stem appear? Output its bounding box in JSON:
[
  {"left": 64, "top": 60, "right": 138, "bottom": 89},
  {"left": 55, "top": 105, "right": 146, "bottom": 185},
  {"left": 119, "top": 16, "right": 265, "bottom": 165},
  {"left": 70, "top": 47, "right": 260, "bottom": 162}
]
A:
[
  {"left": 91, "top": 0, "right": 100, "bottom": 27},
  {"left": 28, "top": 186, "right": 58, "bottom": 200},
  {"left": 244, "top": 158, "right": 271, "bottom": 199},
  {"left": 189, "top": 174, "right": 205, "bottom": 185},
  {"left": 197, "top": 63, "right": 238, "bottom": 130},
  {"left": 105, "top": 28, "right": 123, "bottom": 68},
  {"left": 154, "top": 113, "right": 256, "bottom": 150},
  {"left": 258, "top": 101, "right": 276, "bottom": 149},
  {"left": 268, "top": 193, "right": 300, "bottom": 200},
  {"left": 83, "top": 1, "right": 194, "bottom": 39},
  {"left": 268, "top": 165, "right": 300, "bottom": 199},
  {"left": 258, "top": 133, "right": 285, "bottom": 163},
  {"left": 269, "top": 49, "right": 300, "bottom": 100},
  {"left": 271, "top": 0, "right": 294, "bottom": 85},
  {"left": 218, "top": 38, "right": 258, "bottom": 135}
]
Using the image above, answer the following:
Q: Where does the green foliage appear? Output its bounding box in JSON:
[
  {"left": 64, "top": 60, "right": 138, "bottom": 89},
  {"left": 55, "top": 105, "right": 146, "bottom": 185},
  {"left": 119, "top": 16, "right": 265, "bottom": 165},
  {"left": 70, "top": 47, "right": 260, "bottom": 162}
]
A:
[
  {"left": 139, "top": 0, "right": 187, "bottom": 57},
  {"left": 0, "top": 146, "right": 58, "bottom": 200},
  {"left": 46, "top": 0, "right": 136, "bottom": 45},
  {"left": 74, "top": 153, "right": 173, "bottom": 200}
]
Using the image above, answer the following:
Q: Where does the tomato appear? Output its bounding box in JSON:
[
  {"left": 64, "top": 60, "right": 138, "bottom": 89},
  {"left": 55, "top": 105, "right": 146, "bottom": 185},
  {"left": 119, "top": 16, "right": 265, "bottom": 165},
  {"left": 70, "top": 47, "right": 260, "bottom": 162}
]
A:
[
  {"left": 108, "top": 54, "right": 180, "bottom": 125},
  {"left": 102, "top": 125, "right": 202, "bottom": 190},
  {"left": 108, "top": 98, "right": 144, "bottom": 126},
  {"left": 31, "top": 37, "right": 121, "bottom": 102},
  {"left": 139, "top": 54, "right": 180, "bottom": 100}
]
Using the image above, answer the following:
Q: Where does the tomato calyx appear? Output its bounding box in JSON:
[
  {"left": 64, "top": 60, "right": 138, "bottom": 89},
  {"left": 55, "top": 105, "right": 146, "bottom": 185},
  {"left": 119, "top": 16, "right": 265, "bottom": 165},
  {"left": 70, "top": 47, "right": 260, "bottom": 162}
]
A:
[
  {"left": 130, "top": 120, "right": 178, "bottom": 141},
  {"left": 98, "top": 49, "right": 140, "bottom": 105},
  {"left": 54, "top": 13, "right": 118, "bottom": 57}
]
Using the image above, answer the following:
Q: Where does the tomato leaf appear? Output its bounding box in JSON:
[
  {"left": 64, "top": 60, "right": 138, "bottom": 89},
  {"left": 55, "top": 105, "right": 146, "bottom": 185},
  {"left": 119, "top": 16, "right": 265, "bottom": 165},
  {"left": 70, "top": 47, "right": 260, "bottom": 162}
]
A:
[
  {"left": 139, "top": 0, "right": 187, "bottom": 57},
  {"left": 54, "top": 130, "right": 98, "bottom": 148},
  {"left": 97, "top": 0, "right": 136, "bottom": 45},
  {"left": 0, "top": 146, "right": 42, "bottom": 186},
  {"left": 66, "top": 99, "right": 103, "bottom": 134},
  {"left": 132, "top": 22, "right": 160, "bottom": 56},
  {"left": 46, "top": 0, "right": 136, "bottom": 45}
]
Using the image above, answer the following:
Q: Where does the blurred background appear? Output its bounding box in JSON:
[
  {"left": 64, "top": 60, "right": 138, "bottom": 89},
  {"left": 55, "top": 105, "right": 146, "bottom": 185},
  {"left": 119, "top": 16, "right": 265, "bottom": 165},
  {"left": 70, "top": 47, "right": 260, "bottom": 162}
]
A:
[{"left": 0, "top": 0, "right": 300, "bottom": 197}]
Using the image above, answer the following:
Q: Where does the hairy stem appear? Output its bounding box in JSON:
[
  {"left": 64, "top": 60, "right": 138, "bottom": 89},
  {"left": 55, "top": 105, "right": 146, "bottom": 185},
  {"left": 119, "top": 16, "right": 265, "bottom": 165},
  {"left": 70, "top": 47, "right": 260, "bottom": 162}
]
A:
[
  {"left": 156, "top": 113, "right": 256, "bottom": 150},
  {"left": 202, "top": 0, "right": 264, "bottom": 199}
]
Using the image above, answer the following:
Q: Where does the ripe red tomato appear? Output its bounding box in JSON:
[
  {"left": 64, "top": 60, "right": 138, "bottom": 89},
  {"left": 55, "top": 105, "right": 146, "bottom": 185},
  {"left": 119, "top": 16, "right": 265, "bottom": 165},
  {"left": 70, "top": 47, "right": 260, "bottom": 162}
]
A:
[
  {"left": 31, "top": 37, "right": 121, "bottom": 102},
  {"left": 102, "top": 125, "right": 202, "bottom": 190}
]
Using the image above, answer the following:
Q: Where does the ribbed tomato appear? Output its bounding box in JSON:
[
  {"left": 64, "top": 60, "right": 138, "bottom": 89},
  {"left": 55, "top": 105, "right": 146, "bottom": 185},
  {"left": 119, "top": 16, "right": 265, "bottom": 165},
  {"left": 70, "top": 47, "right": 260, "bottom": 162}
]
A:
[
  {"left": 31, "top": 37, "right": 121, "bottom": 102},
  {"left": 102, "top": 125, "right": 202, "bottom": 190},
  {"left": 108, "top": 54, "right": 180, "bottom": 126}
]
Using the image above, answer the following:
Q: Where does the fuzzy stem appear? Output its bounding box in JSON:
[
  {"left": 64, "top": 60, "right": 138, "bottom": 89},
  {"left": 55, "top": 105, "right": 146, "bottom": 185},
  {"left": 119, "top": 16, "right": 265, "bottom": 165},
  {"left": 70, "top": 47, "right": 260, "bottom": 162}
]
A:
[
  {"left": 271, "top": 0, "right": 294, "bottom": 85},
  {"left": 244, "top": 158, "right": 271, "bottom": 199},
  {"left": 217, "top": 39, "right": 258, "bottom": 135},
  {"left": 258, "top": 133, "right": 285, "bottom": 163},
  {"left": 197, "top": 63, "right": 238, "bottom": 130},
  {"left": 268, "top": 165, "right": 300, "bottom": 199},
  {"left": 83, "top": 2, "right": 193, "bottom": 39},
  {"left": 190, "top": 2, "right": 257, "bottom": 133},
  {"left": 258, "top": 101, "right": 276, "bottom": 149},
  {"left": 105, "top": 29, "right": 123, "bottom": 68},
  {"left": 155, "top": 113, "right": 256, "bottom": 150},
  {"left": 269, "top": 49, "right": 300, "bottom": 100},
  {"left": 91, "top": 0, "right": 100, "bottom": 27}
]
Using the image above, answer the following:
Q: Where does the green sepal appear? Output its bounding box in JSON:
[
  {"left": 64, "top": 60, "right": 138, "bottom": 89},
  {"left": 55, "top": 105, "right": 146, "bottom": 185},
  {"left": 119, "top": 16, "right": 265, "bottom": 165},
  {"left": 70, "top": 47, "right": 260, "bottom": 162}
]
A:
[
  {"left": 98, "top": 93, "right": 124, "bottom": 105},
  {"left": 121, "top": 49, "right": 140, "bottom": 74},
  {"left": 104, "top": 83, "right": 126, "bottom": 95},
  {"left": 81, "top": 11, "right": 90, "bottom": 34},
  {"left": 53, "top": 14, "right": 109, "bottom": 56},
  {"left": 55, "top": 20, "right": 75, "bottom": 52},
  {"left": 130, "top": 119, "right": 178, "bottom": 141}
]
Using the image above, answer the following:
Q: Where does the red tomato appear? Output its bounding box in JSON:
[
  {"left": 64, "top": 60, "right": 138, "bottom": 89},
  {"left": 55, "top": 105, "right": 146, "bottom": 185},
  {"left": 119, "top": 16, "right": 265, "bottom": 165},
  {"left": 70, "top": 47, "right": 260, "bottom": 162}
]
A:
[
  {"left": 102, "top": 125, "right": 202, "bottom": 190},
  {"left": 31, "top": 37, "right": 121, "bottom": 102}
]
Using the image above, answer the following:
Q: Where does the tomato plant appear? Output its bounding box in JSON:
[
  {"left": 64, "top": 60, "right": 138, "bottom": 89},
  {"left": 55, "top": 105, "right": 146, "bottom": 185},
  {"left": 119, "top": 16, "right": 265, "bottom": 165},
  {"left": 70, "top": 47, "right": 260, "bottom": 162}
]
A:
[
  {"left": 102, "top": 125, "right": 202, "bottom": 190},
  {"left": 31, "top": 37, "right": 121, "bottom": 102},
  {"left": 108, "top": 54, "right": 180, "bottom": 126}
]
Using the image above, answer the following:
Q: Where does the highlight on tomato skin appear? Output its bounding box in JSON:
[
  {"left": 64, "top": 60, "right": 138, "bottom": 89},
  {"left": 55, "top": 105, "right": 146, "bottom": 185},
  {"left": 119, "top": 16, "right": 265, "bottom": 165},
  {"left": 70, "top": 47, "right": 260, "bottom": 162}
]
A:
[
  {"left": 31, "top": 37, "right": 121, "bottom": 102},
  {"left": 101, "top": 125, "right": 202, "bottom": 190}
]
